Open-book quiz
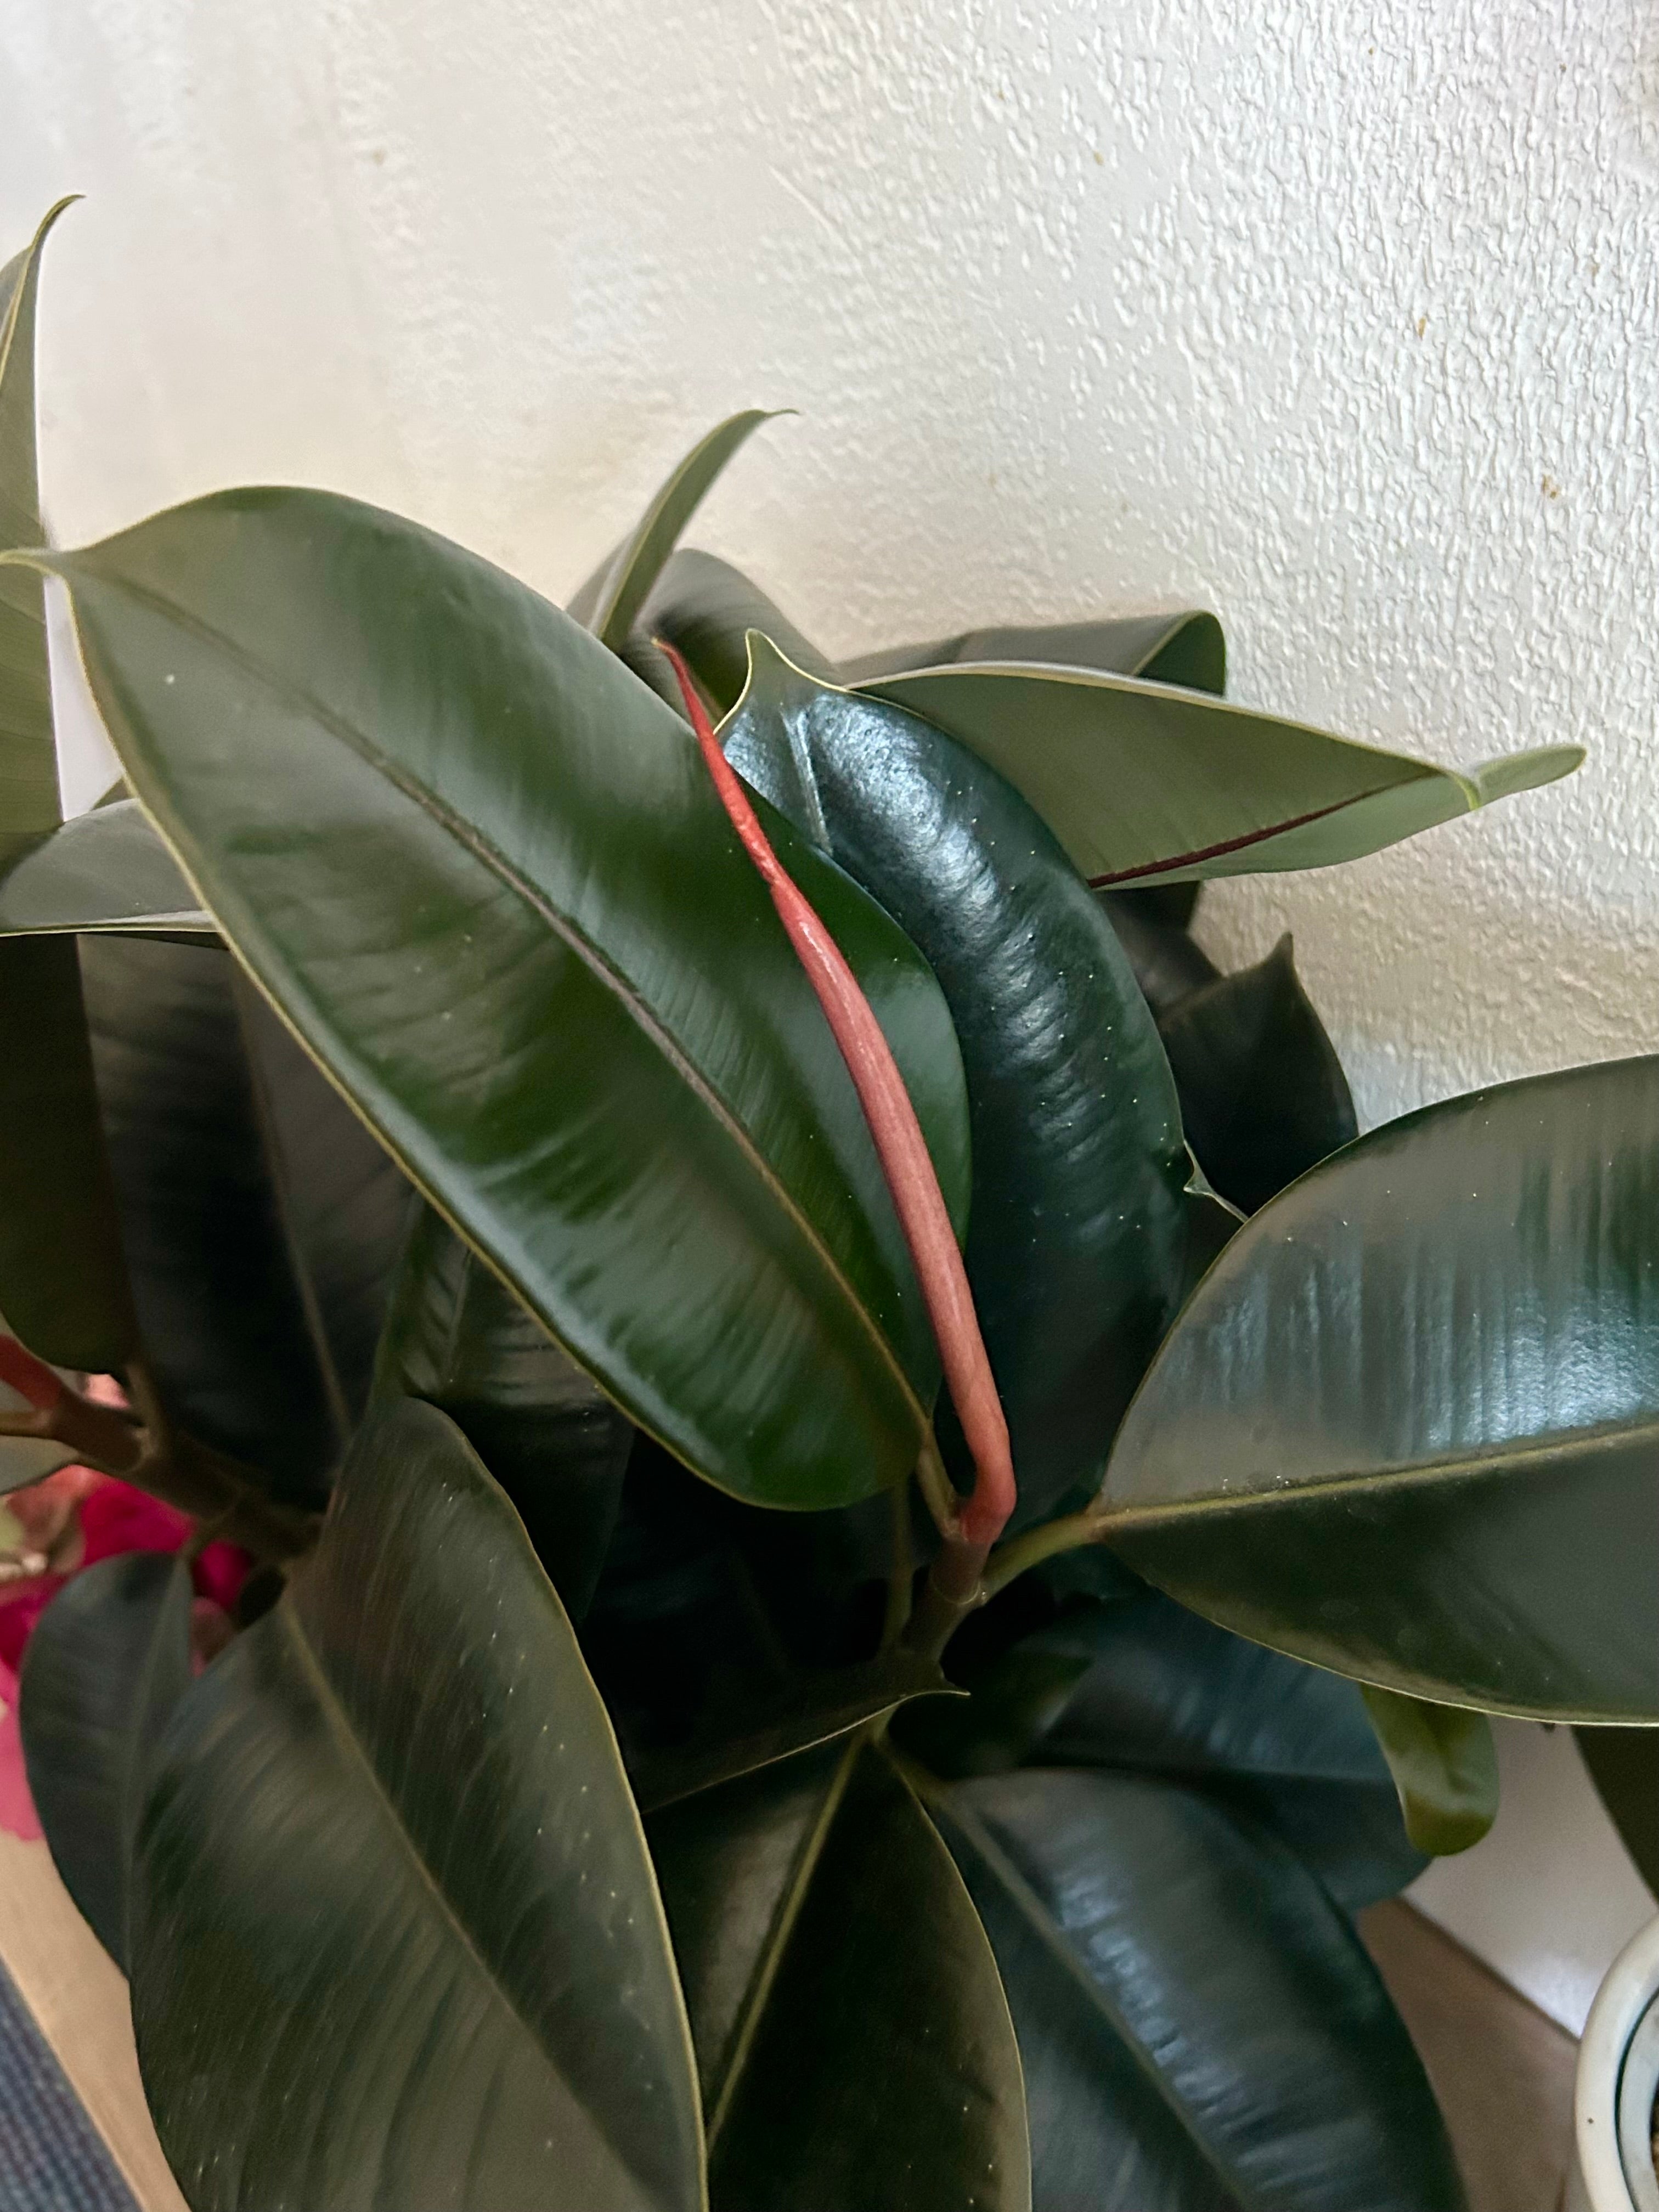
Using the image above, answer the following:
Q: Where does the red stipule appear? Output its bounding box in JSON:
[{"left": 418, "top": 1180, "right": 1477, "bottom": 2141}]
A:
[{"left": 657, "top": 641, "right": 1015, "bottom": 1551}]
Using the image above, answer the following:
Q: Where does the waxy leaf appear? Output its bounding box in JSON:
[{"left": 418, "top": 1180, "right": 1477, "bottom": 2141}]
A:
[
  {"left": 933, "top": 1770, "right": 1462, "bottom": 2212},
  {"left": 1359, "top": 1687, "right": 1498, "bottom": 1856},
  {"left": 131, "top": 1397, "right": 704, "bottom": 2212},
  {"left": 1575, "top": 1728, "right": 1659, "bottom": 1897},
  {"left": 723, "top": 638, "right": 1195, "bottom": 1523},
  {"left": 1104, "top": 1056, "right": 1659, "bottom": 1717},
  {"left": 0, "top": 936, "right": 136, "bottom": 1370},
  {"left": 649, "top": 1735, "right": 1029, "bottom": 2211},
  {"left": 904, "top": 1586, "right": 1424, "bottom": 1910},
  {"left": 1103, "top": 892, "right": 1220, "bottom": 1019},
  {"left": 34, "top": 489, "right": 970, "bottom": 1513},
  {"left": 845, "top": 609, "right": 1226, "bottom": 697},
  {"left": 82, "top": 937, "right": 410, "bottom": 1505},
  {"left": 0, "top": 800, "right": 212, "bottom": 939},
  {"left": 0, "top": 199, "right": 71, "bottom": 862},
  {"left": 572, "top": 412, "right": 778, "bottom": 651},
  {"left": 641, "top": 550, "right": 839, "bottom": 718},
  {"left": 861, "top": 661, "right": 1580, "bottom": 888},
  {"left": 1156, "top": 936, "right": 1357, "bottom": 1214},
  {"left": 630, "top": 1652, "right": 956, "bottom": 1813},
  {"left": 375, "top": 1201, "right": 630, "bottom": 1615},
  {"left": 0, "top": 204, "right": 137, "bottom": 1375},
  {"left": 20, "top": 1551, "right": 191, "bottom": 1968}
]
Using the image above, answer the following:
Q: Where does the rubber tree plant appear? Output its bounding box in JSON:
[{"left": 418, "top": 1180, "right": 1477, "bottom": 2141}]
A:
[{"left": 0, "top": 201, "right": 1649, "bottom": 2212}]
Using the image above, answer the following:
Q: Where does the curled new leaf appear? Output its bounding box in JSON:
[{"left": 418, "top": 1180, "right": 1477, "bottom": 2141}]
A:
[{"left": 571, "top": 411, "right": 779, "bottom": 651}]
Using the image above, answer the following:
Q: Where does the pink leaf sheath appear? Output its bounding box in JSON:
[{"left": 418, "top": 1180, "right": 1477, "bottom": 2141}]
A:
[{"left": 657, "top": 642, "right": 1015, "bottom": 1548}]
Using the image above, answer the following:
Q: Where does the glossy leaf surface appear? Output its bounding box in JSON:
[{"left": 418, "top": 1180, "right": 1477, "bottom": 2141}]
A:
[
  {"left": 1103, "top": 892, "right": 1220, "bottom": 1019},
  {"left": 1156, "top": 936, "right": 1357, "bottom": 1213},
  {"left": 631, "top": 1652, "right": 956, "bottom": 1813},
  {"left": 641, "top": 550, "right": 839, "bottom": 717},
  {"left": 1359, "top": 1687, "right": 1498, "bottom": 1855},
  {"left": 83, "top": 937, "right": 409, "bottom": 1504},
  {"left": 1105, "top": 1057, "right": 1659, "bottom": 1717},
  {"left": 0, "top": 200, "right": 70, "bottom": 864},
  {"left": 20, "top": 1551, "right": 191, "bottom": 1968},
  {"left": 0, "top": 800, "right": 212, "bottom": 939},
  {"left": 1576, "top": 1728, "right": 1659, "bottom": 1897},
  {"left": 648, "top": 1735, "right": 1029, "bottom": 2211},
  {"left": 575, "top": 413, "right": 776, "bottom": 651},
  {"left": 845, "top": 609, "right": 1226, "bottom": 696},
  {"left": 935, "top": 1769, "right": 1463, "bottom": 2212},
  {"left": 132, "top": 1397, "right": 704, "bottom": 2212},
  {"left": 0, "top": 204, "right": 136, "bottom": 1374},
  {"left": 861, "top": 661, "right": 1579, "bottom": 887},
  {"left": 723, "top": 639, "right": 1194, "bottom": 1522},
  {"left": 45, "top": 489, "right": 969, "bottom": 1513},
  {"left": 375, "top": 1202, "right": 630, "bottom": 1615},
  {"left": 0, "top": 936, "right": 136, "bottom": 1369},
  {"left": 904, "top": 1586, "right": 1424, "bottom": 1910}
]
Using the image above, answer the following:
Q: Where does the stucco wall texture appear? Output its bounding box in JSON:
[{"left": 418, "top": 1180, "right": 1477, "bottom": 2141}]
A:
[
  {"left": 4, "top": 1, "right": 1657, "bottom": 2021},
  {"left": 7, "top": 0, "right": 1659, "bottom": 1127}
]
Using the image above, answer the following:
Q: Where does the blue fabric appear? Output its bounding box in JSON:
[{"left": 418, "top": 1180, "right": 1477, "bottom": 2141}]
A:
[{"left": 0, "top": 1957, "right": 138, "bottom": 2212}]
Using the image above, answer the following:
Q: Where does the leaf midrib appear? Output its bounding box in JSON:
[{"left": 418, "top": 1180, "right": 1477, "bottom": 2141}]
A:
[
  {"left": 1103, "top": 1407, "right": 1659, "bottom": 1533},
  {"left": 277, "top": 1597, "right": 664, "bottom": 2200},
  {"left": 71, "top": 560, "right": 927, "bottom": 1438},
  {"left": 704, "top": 1733, "right": 862, "bottom": 2148}
]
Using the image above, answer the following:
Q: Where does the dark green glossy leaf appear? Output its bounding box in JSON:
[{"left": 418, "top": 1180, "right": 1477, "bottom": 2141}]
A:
[
  {"left": 845, "top": 610, "right": 1226, "bottom": 696},
  {"left": 640, "top": 550, "right": 839, "bottom": 719},
  {"left": 1156, "top": 936, "right": 1357, "bottom": 1214},
  {"left": 1359, "top": 1688, "right": 1498, "bottom": 1855},
  {"left": 0, "top": 935, "right": 136, "bottom": 1370},
  {"left": 0, "top": 800, "right": 213, "bottom": 939},
  {"left": 0, "top": 205, "right": 136, "bottom": 1376},
  {"left": 83, "top": 936, "right": 410, "bottom": 1505},
  {"left": 1104, "top": 1056, "right": 1659, "bottom": 1718},
  {"left": 860, "top": 661, "right": 1580, "bottom": 888},
  {"left": 631, "top": 1652, "right": 956, "bottom": 1813},
  {"left": 132, "top": 1396, "right": 704, "bottom": 2212},
  {"left": 375, "top": 1201, "right": 630, "bottom": 1615},
  {"left": 0, "top": 199, "right": 72, "bottom": 865},
  {"left": 900, "top": 1585, "right": 1423, "bottom": 1910},
  {"left": 723, "top": 637, "right": 1195, "bottom": 1524},
  {"left": 932, "top": 1768, "right": 1464, "bottom": 2212},
  {"left": 40, "top": 489, "right": 969, "bottom": 1514},
  {"left": 573, "top": 413, "right": 778, "bottom": 651},
  {"left": 1575, "top": 1727, "right": 1659, "bottom": 1897},
  {"left": 649, "top": 1735, "right": 1029, "bottom": 2211},
  {"left": 19, "top": 1551, "right": 191, "bottom": 1968},
  {"left": 1103, "top": 892, "right": 1219, "bottom": 1018}
]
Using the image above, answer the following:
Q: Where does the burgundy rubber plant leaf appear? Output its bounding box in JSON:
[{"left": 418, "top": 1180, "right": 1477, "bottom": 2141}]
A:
[{"left": 658, "top": 642, "right": 1016, "bottom": 1549}]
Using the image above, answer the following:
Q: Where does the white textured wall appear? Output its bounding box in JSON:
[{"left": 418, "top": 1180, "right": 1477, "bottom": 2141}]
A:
[
  {"left": 7, "top": 0, "right": 1659, "bottom": 1126},
  {"left": 4, "top": 0, "right": 1657, "bottom": 2016}
]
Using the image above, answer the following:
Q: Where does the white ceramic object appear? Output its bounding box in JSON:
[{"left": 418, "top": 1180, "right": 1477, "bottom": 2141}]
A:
[{"left": 1573, "top": 1913, "right": 1659, "bottom": 2211}]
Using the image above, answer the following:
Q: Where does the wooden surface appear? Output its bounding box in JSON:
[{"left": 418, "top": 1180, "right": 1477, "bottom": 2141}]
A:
[
  {"left": 0, "top": 1830, "right": 187, "bottom": 2212},
  {"left": 1362, "top": 1897, "right": 1579, "bottom": 2212}
]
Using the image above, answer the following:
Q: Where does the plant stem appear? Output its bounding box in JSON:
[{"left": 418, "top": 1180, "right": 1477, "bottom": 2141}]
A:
[
  {"left": 881, "top": 1478, "right": 915, "bottom": 1652},
  {"left": 659, "top": 640, "right": 1017, "bottom": 1559},
  {"left": 0, "top": 1336, "right": 317, "bottom": 1562},
  {"left": 979, "top": 1505, "right": 1112, "bottom": 1601}
]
